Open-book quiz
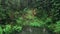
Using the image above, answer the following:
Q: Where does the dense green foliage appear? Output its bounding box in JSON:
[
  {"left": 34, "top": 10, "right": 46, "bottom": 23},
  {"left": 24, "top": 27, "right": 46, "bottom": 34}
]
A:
[{"left": 0, "top": 0, "right": 60, "bottom": 34}]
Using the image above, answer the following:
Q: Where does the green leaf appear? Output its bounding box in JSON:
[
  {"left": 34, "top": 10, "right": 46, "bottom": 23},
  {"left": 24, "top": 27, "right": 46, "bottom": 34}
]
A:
[
  {"left": 0, "top": 26, "right": 3, "bottom": 34},
  {"left": 13, "top": 25, "right": 22, "bottom": 32}
]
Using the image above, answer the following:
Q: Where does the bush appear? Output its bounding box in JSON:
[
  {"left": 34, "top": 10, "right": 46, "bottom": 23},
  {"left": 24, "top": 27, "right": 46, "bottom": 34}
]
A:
[{"left": 0, "top": 0, "right": 60, "bottom": 34}]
